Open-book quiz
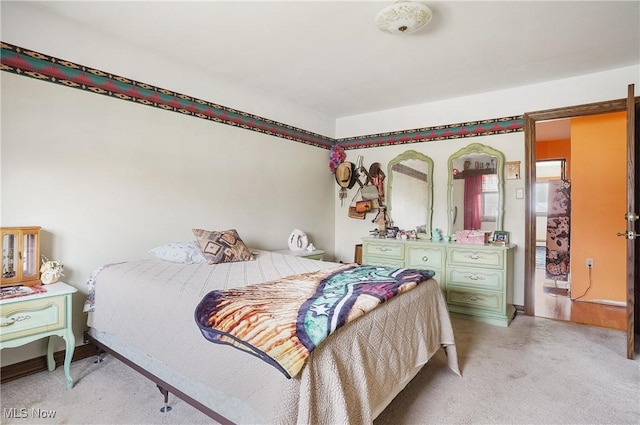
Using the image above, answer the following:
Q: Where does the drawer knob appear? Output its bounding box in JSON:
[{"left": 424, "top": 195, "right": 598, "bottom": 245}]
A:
[
  {"left": 466, "top": 254, "right": 487, "bottom": 261},
  {"left": 465, "top": 295, "right": 480, "bottom": 301},
  {"left": 1, "top": 318, "right": 16, "bottom": 327},
  {"left": 464, "top": 274, "right": 484, "bottom": 281},
  {"left": 0, "top": 315, "right": 31, "bottom": 327},
  {"left": 377, "top": 247, "right": 390, "bottom": 252},
  {"left": 422, "top": 256, "right": 429, "bottom": 262}
]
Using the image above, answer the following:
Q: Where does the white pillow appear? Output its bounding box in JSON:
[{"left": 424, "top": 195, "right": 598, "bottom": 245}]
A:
[{"left": 149, "top": 241, "right": 206, "bottom": 264}]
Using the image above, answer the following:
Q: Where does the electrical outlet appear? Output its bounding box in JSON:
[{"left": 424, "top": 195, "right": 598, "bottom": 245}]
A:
[{"left": 586, "top": 258, "right": 594, "bottom": 268}]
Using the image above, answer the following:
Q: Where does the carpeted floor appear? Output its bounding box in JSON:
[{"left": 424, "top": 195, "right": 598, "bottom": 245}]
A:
[{"left": 1, "top": 315, "right": 638, "bottom": 424}]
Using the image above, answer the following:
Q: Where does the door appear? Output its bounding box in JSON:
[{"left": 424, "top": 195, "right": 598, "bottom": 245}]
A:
[{"left": 623, "top": 84, "right": 639, "bottom": 359}]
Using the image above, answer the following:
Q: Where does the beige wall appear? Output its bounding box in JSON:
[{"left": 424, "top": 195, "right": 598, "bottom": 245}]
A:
[{"left": 0, "top": 72, "right": 336, "bottom": 366}]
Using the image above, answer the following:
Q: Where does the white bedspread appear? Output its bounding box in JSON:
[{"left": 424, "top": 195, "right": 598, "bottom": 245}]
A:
[{"left": 87, "top": 250, "right": 459, "bottom": 424}]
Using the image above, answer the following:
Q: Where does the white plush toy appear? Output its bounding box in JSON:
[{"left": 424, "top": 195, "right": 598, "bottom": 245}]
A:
[{"left": 40, "top": 260, "right": 64, "bottom": 285}]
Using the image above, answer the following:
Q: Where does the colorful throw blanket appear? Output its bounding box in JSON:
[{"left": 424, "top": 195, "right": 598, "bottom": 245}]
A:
[{"left": 194, "top": 264, "right": 435, "bottom": 378}]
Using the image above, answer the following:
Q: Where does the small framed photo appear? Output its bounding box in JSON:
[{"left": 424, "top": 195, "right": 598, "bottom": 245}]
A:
[
  {"left": 505, "top": 161, "right": 521, "bottom": 179},
  {"left": 492, "top": 230, "right": 509, "bottom": 244}
]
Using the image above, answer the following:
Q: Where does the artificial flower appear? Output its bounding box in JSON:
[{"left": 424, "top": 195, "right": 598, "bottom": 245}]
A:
[{"left": 329, "top": 145, "right": 346, "bottom": 173}]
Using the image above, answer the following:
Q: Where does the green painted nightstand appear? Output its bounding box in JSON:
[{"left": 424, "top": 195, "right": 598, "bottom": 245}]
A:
[
  {"left": 275, "top": 249, "right": 325, "bottom": 261},
  {"left": 0, "top": 281, "right": 77, "bottom": 388}
]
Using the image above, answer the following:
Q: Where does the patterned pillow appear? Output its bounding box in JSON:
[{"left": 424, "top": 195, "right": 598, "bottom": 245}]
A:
[{"left": 192, "top": 228, "right": 253, "bottom": 264}]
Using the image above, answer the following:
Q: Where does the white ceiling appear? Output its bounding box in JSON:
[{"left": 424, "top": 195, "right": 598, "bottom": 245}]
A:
[{"left": 27, "top": 1, "right": 639, "bottom": 123}]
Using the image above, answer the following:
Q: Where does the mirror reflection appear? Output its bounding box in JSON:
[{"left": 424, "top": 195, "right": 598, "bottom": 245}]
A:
[
  {"left": 387, "top": 150, "right": 434, "bottom": 235},
  {"left": 447, "top": 143, "right": 505, "bottom": 236}
]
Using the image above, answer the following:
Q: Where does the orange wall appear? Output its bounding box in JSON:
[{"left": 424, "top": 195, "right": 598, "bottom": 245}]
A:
[
  {"left": 570, "top": 112, "right": 627, "bottom": 303},
  {"left": 536, "top": 139, "right": 571, "bottom": 179}
]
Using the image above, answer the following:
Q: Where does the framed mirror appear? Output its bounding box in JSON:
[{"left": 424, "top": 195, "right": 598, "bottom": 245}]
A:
[
  {"left": 447, "top": 143, "right": 505, "bottom": 237},
  {"left": 387, "top": 150, "right": 434, "bottom": 236}
]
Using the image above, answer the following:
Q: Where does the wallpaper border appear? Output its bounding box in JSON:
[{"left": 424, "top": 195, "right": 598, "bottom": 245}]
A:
[
  {"left": 0, "top": 42, "right": 333, "bottom": 149},
  {"left": 0, "top": 41, "right": 523, "bottom": 150},
  {"left": 336, "top": 116, "right": 523, "bottom": 149}
]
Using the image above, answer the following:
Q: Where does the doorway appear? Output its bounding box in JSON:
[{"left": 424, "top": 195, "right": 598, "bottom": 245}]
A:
[
  {"left": 532, "top": 121, "right": 625, "bottom": 329},
  {"left": 523, "top": 94, "right": 639, "bottom": 359}
]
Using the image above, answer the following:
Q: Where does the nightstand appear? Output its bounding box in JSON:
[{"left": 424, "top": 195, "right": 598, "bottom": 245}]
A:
[
  {"left": 0, "top": 281, "right": 77, "bottom": 388},
  {"left": 275, "top": 249, "right": 325, "bottom": 261}
]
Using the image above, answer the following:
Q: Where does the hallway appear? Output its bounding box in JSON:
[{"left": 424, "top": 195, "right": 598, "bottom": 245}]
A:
[
  {"left": 531, "top": 111, "right": 630, "bottom": 334},
  {"left": 534, "top": 250, "right": 626, "bottom": 331}
]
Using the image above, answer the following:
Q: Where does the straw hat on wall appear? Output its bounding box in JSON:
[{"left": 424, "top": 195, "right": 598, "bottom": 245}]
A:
[{"left": 335, "top": 162, "right": 357, "bottom": 189}]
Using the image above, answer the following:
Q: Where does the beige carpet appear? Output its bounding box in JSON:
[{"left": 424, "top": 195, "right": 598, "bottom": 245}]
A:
[{"left": 1, "top": 315, "right": 638, "bottom": 425}]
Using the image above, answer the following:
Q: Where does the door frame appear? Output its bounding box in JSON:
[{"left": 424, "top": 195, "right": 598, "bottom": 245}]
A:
[
  {"left": 523, "top": 97, "right": 639, "bottom": 357},
  {"left": 626, "top": 85, "right": 639, "bottom": 359}
]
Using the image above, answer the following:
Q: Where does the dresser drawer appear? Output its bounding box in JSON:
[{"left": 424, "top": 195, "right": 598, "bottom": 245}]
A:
[
  {"left": 406, "top": 246, "right": 444, "bottom": 270},
  {"left": 446, "top": 286, "right": 505, "bottom": 314},
  {"left": 447, "top": 266, "right": 504, "bottom": 290},
  {"left": 447, "top": 247, "right": 504, "bottom": 269},
  {"left": 362, "top": 255, "right": 405, "bottom": 269},
  {"left": 363, "top": 241, "right": 404, "bottom": 260},
  {"left": 431, "top": 270, "right": 444, "bottom": 291},
  {"left": 0, "top": 296, "right": 66, "bottom": 342}
]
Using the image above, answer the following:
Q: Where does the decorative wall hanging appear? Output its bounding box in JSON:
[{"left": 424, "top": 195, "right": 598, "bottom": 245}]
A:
[
  {"left": 545, "top": 180, "right": 571, "bottom": 282},
  {"left": 335, "top": 162, "right": 357, "bottom": 206},
  {"left": 329, "top": 145, "right": 346, "bottom": 172},
  {"left": 506, "top": 161, "right": 521, "bottom": 179}
]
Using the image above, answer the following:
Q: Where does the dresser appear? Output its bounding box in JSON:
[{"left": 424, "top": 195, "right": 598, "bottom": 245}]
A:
[
  {"left": 362, "top": 238, "right": 515, "bottom": 326},
  {"left": 0, "top": 282, "right": 77, "bottom": 388},
  {"left": 362, "top": 238, "right": 445, "bottom": 291}
]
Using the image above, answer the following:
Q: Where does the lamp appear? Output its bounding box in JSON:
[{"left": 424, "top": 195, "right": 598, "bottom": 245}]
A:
[{"left": 375, "top": 1, "right": 433, "bottom": 34}]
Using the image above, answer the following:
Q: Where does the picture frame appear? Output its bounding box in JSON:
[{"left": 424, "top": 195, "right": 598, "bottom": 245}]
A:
[
  {"left": 492, "top": 230, "right": 509, "bottom": 244},
  {"left": 505, "top": 161, "right": 520, "bottom": 179}
]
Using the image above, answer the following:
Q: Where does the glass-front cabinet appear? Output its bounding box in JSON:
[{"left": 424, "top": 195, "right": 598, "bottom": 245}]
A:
[{"left": 1, "top": 226, "right": 41, "bottom": 287}]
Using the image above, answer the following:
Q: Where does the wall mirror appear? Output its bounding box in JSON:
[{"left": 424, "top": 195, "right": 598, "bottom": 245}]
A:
[
  {"left": 447, "top": 143, "right": 505, "bottom": 236},
  {"left": 387, "top": 150, "right": 434, "bottom": 236}
]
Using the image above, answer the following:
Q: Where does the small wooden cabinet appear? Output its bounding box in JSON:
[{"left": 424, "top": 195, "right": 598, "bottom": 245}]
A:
[
  {"left": 0, "top": 282, "right": 77, "bottom": 388},
  {"left": 1, "top": 227, "right": 41, "bottom": 287},
  {"left": 362, "top": 237, "right": 515, "bottom": 326}
]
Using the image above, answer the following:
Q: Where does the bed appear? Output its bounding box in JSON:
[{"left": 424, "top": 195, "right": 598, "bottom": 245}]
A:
[{"left": 84, "top": 249, "right": 459, "bottom": 424}]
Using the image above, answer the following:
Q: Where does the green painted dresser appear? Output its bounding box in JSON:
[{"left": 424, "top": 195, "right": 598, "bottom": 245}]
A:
[{"left": 362, "top": 237, "right": 515, "bottom": 326}]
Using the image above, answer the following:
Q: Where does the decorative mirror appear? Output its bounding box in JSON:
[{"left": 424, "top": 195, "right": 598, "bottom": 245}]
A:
[
  {"left": 447, "top": 143, "right": 505, "bottom": 236},
  {"left": 387, "top": 150, "right": 434, "bottom": 236}
]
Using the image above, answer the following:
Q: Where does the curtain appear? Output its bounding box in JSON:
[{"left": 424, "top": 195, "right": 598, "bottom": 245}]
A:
[
  {"left": 464, "top": 174, "right": 482, "bottom": 230},
  {"left": 545, "top": 179, "right": 571, "bottom": 281}
]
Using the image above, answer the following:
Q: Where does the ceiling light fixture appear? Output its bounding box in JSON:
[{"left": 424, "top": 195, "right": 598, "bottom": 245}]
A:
[{"left": 375, "top": 1, "right": 433, "bottom": 35}]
